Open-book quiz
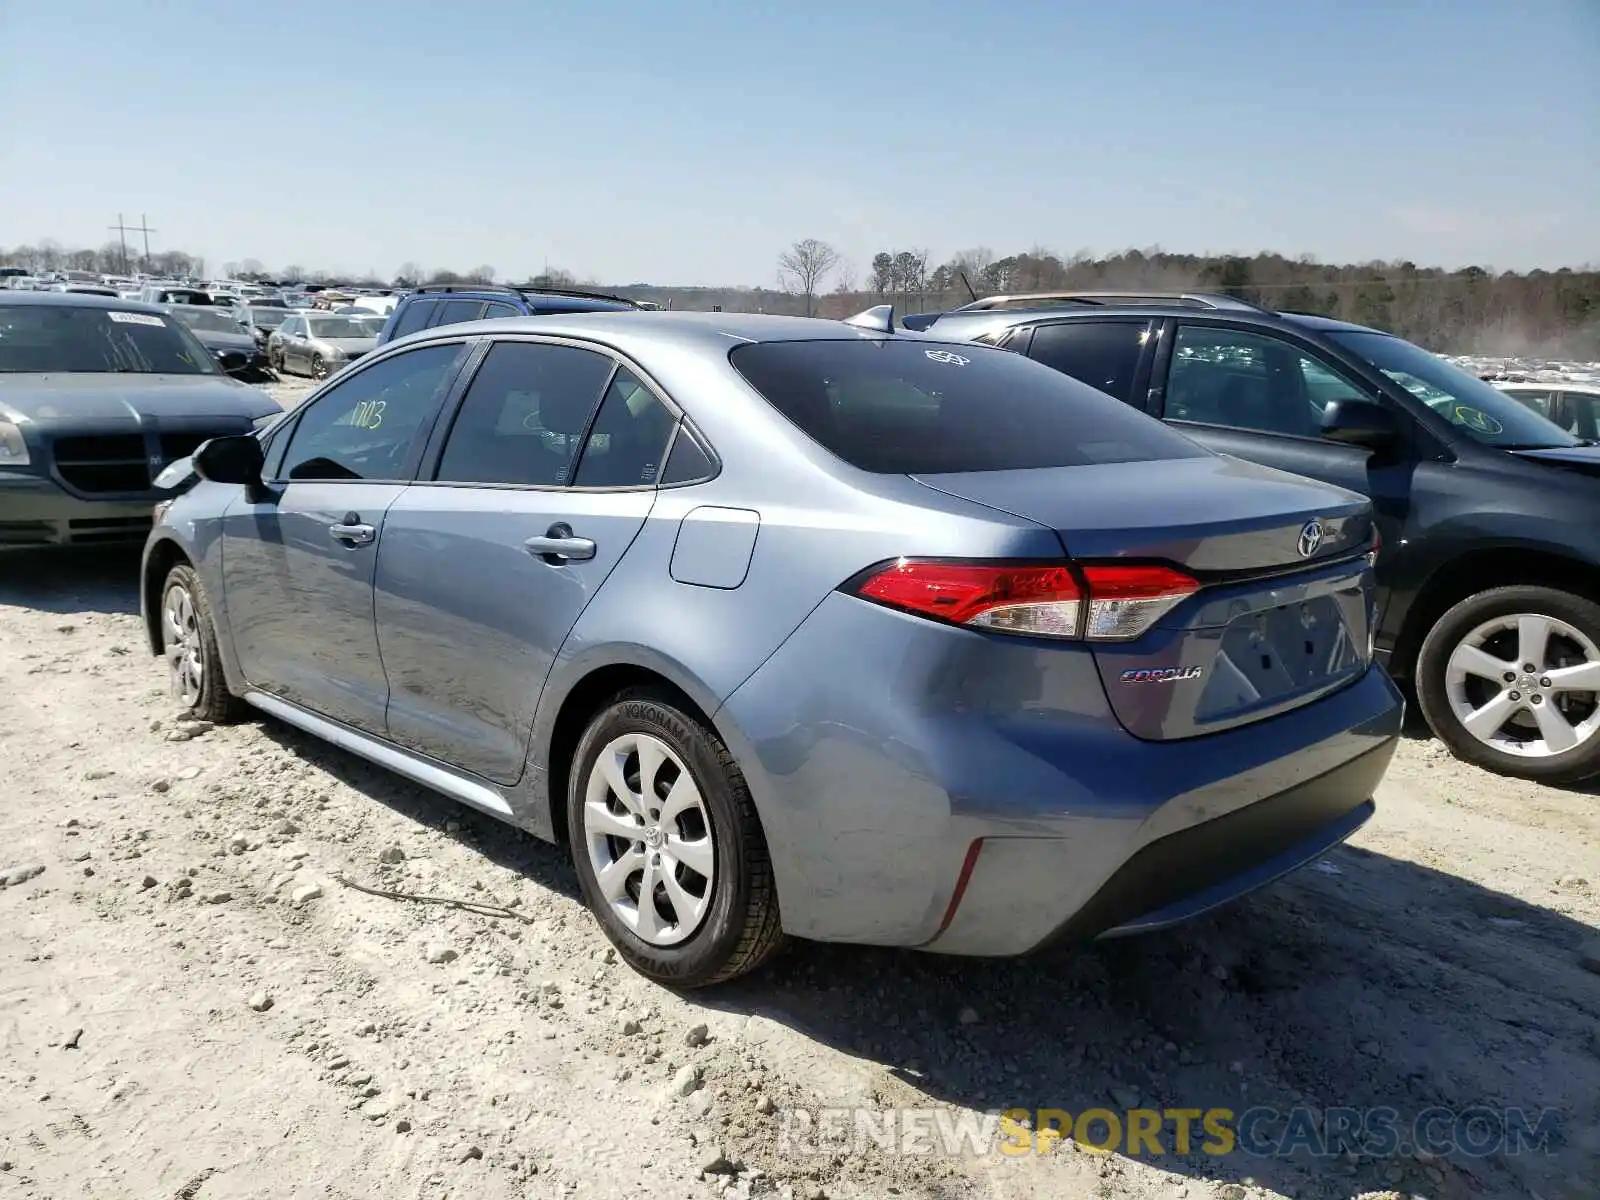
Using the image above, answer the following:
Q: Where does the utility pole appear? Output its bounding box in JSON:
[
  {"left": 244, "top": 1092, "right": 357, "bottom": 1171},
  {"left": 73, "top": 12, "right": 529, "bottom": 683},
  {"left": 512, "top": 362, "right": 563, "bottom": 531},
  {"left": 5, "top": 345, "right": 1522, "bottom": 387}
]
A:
[
  {"left": 109, "top": 214, "right": 130, "bottom": 274},
  {"left": 108, "top": 214, "right": 156, "bottom": 274}
]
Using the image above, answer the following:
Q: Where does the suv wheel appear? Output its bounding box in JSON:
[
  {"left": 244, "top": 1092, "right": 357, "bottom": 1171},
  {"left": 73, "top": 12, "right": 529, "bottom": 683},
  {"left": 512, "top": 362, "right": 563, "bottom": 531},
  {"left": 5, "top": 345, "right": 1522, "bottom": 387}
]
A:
[
  {"left": 567, "top": 689, "right": 784, "bottom": 987},
  {"left": 1416, "top": 585, "right": 1600, "bottom": 784},
  {"left": 159, "top": 564, "right": 245, "bottom": 724}
]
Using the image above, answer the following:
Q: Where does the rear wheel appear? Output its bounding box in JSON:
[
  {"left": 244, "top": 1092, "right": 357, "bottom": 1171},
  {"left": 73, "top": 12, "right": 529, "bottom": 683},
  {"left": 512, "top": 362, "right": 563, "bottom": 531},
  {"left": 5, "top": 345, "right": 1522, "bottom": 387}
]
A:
[
  {"left": 310, "top": 353, "right": 328, "bottom": 380},
  {"left": 1416, "top": 585, "right": 1600, "bottom": 784},
  {"left": 567, "top": 689, "right": 783, "bottom": 987},
  {"left": 159, "top": 564, "right": 245, "bottom": 724}
]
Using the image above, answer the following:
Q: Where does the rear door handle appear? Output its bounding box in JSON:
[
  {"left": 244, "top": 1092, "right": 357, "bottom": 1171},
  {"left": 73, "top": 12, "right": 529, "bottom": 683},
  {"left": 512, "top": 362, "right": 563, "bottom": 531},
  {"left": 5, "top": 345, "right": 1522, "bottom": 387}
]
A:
[
  {"left": 524, "top": 522, "right": 595, "bottom": 563},
  {"left": 330, "top": 513, "right": 376, "bottom": 546}
]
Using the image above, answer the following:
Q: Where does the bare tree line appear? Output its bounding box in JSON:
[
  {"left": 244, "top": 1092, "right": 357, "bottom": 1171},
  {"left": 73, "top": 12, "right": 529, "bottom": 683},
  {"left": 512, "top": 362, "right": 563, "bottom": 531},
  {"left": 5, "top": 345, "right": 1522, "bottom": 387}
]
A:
[{"left": 7, "top": 234, "right": 1596, "bottom": 357}]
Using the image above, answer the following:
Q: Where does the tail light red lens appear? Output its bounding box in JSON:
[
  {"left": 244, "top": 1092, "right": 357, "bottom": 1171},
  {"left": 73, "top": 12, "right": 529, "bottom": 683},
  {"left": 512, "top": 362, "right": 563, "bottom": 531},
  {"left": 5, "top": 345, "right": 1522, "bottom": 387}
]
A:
[{"left": 852, "top": 559, "right": 1198, "bottom": 641}]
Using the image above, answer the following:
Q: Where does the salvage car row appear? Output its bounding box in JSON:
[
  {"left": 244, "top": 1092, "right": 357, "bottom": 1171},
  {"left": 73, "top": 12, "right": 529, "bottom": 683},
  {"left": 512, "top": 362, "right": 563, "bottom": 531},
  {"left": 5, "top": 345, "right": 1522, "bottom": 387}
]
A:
[{"left": 2, "top": 284, "right": 1594, "bottom": 990}]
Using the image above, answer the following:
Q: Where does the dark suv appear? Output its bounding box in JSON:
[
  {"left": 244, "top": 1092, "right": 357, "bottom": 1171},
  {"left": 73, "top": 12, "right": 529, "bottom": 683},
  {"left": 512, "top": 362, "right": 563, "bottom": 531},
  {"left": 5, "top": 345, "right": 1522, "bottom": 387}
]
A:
[
  {"left": 377, "top": 283, "right": 643, "bottom": 346},
  {"left": 932, "top": 291, "right": 1600, "bottom": 784}
]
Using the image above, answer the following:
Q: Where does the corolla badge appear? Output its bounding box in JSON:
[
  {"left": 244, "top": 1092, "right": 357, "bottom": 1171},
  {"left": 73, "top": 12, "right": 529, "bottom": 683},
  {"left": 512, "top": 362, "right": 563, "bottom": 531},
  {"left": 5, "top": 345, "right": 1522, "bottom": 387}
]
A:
[
  {"left": 1120, "top": 666, "right": 1204, "bottom": 684},
  {"left": 1297, "top": 519, "right": 1325, "bottom": 558}
]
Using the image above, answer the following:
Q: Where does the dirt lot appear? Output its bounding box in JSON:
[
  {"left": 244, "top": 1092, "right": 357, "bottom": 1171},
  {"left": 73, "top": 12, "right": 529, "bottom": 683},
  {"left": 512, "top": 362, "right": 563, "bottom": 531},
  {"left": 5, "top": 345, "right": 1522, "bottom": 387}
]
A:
[{"left": 1, "top": 381, "right": 1596, "bottom": 1200}]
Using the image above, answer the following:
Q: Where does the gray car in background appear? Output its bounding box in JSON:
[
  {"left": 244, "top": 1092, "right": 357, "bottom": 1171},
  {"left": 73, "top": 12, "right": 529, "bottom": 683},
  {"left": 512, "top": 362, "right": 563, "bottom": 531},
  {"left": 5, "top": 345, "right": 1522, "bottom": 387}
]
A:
[
  {"left": 267, "top": 312, "right": 378, "bottom": 379},
  {"left": 138, "top": 309, "right": 1402, "bottom": 986}
]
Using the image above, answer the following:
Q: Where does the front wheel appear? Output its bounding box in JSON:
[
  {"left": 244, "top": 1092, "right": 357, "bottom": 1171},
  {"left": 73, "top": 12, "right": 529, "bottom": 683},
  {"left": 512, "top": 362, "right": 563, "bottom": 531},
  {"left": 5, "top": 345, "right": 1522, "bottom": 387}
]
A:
[
  {"left": 567, "top": 689, "right": 784, "bottom": 987},
  {"left": 310, "top": 353, "right": 328, "bottom": 380},
  {"left": 1416, "top": 585, "right": 1600, "bottom": 784},
  {"left": 159, "top": 564, "right": 245, "bottom": 724}
]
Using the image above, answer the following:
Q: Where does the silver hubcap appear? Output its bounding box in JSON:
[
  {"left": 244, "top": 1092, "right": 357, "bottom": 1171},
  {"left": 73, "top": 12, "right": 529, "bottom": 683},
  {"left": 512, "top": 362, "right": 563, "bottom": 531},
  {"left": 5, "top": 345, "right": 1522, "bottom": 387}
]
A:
[
  {"left": 1445, "top": 612, "right": 1600, "bottom": 758},
  {"left": 161, "top": 584, "right": 204, "bottom": 707},
  {"left": 583, "top": 732, "right": 714, "bottom": 947}
]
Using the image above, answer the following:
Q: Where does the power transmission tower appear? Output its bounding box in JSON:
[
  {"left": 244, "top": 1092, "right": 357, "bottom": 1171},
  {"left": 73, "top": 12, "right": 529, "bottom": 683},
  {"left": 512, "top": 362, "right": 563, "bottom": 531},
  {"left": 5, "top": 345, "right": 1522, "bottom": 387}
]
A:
[{"left": 108, "top": 214, "right": 156, "bottom": 274}]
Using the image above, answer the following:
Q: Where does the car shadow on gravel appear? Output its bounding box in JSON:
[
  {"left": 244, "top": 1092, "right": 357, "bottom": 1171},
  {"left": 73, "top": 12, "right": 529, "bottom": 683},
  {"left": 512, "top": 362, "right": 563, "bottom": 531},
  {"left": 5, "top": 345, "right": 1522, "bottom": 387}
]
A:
[
  {"left": 0, "top": 548, "right": 143, "bottom": 615},
  {"left": 703, "top": 847, "right": 1599, "bottom": 1200},
  {"left": 254, "top": 719, "right": 583, "bottom": 903}
]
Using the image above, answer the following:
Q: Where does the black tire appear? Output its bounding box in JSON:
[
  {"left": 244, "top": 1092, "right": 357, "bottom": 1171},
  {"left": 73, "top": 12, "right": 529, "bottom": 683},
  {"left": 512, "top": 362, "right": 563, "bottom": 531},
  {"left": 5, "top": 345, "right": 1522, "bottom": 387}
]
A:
[
  {"left": 566, "top": 688, "right": 784, "bottom": 987},
  {"left": 1415, "top": 585, "right": 1600, "bottom": 784},
  {"left": 310, "top": 353, "right": 327, "bottom": 380},
  {"left": 158, "top": 564, "right": 246, "bottom": 724}
]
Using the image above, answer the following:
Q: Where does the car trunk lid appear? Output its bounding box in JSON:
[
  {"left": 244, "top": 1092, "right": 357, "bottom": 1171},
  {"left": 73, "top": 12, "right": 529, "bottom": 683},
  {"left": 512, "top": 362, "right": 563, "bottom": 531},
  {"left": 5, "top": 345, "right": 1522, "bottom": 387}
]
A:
[{"left": 911, "top": 455, "right": 1377, "bottom": 740}]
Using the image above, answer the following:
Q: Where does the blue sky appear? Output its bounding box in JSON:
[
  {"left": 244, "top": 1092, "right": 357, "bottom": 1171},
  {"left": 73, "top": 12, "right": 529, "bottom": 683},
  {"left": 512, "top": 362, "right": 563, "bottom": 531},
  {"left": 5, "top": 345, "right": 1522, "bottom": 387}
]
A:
[{"left": 1, "top": 0, "right": 1595, "bottom": 284}]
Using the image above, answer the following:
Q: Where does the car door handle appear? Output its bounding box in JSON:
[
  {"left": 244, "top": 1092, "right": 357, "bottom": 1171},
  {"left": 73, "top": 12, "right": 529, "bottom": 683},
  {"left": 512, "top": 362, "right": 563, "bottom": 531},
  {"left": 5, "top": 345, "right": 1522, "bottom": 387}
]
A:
[
  {"left": 524, "top": 523, "right": 595, "bottom": 563},
  {"left": 330, "top": 514, "right": 376, "bottom": 546}
]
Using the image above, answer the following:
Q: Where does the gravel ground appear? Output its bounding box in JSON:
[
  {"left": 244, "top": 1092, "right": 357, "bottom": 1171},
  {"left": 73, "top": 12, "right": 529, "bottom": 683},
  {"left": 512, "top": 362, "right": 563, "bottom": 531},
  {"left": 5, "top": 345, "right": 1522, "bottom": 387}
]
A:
[{"left": 0, "top": 378, "right": 1596, "bottom": 1200}]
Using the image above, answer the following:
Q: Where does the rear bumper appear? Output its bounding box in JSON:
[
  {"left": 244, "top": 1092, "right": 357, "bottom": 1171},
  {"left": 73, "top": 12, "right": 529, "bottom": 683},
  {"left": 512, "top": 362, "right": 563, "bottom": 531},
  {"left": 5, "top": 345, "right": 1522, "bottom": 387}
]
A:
[
  {"left": 0, "top": 474, "right": 155, "bottom": 547},
  {"left": 927, "top": 741, "right": 1390, "bottom": 955},
  {"left": 717, "top": 589, "right": 1404, "bottom": 952}
]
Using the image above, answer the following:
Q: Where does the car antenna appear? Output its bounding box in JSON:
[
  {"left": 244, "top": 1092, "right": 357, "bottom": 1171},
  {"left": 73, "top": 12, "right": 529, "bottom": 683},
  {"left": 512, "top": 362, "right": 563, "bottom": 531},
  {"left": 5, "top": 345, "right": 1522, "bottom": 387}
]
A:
[
  {"left": 958, "top": 271, "right": 979, "bottom": 303},
  {"left": 843, "top": 304, "right": 896, "bottom": 334}
]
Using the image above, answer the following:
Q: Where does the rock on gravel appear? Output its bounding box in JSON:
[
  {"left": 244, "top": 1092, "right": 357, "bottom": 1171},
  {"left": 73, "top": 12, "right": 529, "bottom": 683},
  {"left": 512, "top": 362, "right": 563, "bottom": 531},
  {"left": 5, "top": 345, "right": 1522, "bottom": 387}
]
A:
[
  {"left": 291, "top": 883, "right": 323, "bottom": 907},
  {"left": 685, "top": 1022, "right": 710, "bottom": 1048},
  {"left": 378, "top": 846, "right": 405, "bottom": 864},
  {"left": 423, "top": 943, "right": 458, "bottom": 964},
  {"left": 0, "top": 863, "right": 45, "bottom": 888},
  {"left": 670, "top": 1064, "right": 702, "bottom": 1097},
  {"left": 246, "top": 991, "right": 273, "bottom": 1012}
]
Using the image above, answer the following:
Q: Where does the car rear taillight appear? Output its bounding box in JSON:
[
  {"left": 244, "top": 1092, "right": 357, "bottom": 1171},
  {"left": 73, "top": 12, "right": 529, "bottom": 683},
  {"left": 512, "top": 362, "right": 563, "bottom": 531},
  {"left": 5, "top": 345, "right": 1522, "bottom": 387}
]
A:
[
  {"left": 1367, "top": 527, "right": 1382, "bottom": 567},
  {"left": 850, "top": 559, "right": 1198, "bottom": 641}
]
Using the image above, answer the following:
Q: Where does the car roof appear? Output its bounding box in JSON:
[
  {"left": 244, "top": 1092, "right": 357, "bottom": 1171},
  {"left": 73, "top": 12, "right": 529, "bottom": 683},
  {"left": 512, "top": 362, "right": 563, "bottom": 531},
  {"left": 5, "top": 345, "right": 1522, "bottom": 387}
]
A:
[
  {"left": 387, "top": 309, "right": 963, "bottom": 358},
  {"left": 0, "top": 290, "right": 167, "bottom": 314}
]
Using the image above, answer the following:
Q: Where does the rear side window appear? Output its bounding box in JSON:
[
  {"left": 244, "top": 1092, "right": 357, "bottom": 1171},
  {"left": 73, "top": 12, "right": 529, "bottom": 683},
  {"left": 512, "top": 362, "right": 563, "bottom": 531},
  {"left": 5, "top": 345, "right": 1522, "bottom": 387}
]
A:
[
  {"left": 1025, "top": 320, "right": 1149, "bottom": 402},
  {"left": 389, "top": 299, "right": 435, "bottom": 339},
  {"left": 574, "top": 368, "right": 677, "bottom": 486},
  {"left": 434, "top": 341, "right": 613, "bottom": 486},
  {"left": 482, "top": 301, "right": 521, "bottom": 319},
  {"left": 729, "top": 340, "right": 1206, "bottom": 474}
]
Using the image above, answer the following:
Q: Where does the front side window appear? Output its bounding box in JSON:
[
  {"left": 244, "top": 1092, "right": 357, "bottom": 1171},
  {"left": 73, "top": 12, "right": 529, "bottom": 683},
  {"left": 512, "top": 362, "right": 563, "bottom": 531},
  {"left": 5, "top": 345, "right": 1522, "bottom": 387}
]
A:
[
  {"left": 1328, "top": 331, "right": 1581, "bottom": 449},
  {"left": 729, "top": 339, "right": 1206, "bottom": 473},
  {"left": 573, "top": 367, "right": 677, "bottom": 486},
  {"left": 434, "top": 341, "right": 613, "bottom": 486},
  {"left": 0, "top": 304, "right": 217, "bottom": 375},
  {"left": 436, "top": 299, "right": 487, "bottom": 327},
  {"left": 1165, "top": 325, "right": 1341, "bottom": 439},
  {"left": 1025, "top": 319, "right": 1151, "bottom": 402},
  {"left": 278, "top": 343, "right": 462, "bottom": 481}
]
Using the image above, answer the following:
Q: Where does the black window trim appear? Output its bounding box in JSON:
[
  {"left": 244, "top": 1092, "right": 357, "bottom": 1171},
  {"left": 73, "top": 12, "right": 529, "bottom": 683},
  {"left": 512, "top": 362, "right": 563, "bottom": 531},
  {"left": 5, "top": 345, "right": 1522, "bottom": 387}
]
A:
[
  {"left": 412, "top": 332, "right": 717, "bottom": 494},
  {"left": 261, "top": 337, "right": 474, "bottom": 486}
]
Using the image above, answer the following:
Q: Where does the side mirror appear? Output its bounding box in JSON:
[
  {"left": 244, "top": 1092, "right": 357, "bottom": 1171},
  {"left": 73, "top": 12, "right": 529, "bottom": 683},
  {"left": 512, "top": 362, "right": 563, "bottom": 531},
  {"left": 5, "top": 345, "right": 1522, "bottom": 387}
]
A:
[
  {"left": 192, "top": 434, "right": 265, "bottom": 488},
  {"left": 1320, "top": 399, "right": 1400, "bottom": 450}
]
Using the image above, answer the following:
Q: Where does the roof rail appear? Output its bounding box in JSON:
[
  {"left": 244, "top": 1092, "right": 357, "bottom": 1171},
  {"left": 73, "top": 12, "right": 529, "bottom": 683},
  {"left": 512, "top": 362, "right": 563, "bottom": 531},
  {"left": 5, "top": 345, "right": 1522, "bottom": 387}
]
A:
[
  {"left": 953, "top": 291, "right": 1268, "bottom": 313},
  {"left": 507, "top": 284, "right": 642, "bottom": 307},
  {"left": 413, "top": 282, "right": 642, "bottom": 308},
  {"left": 411, "top": 282, "right": 520, "bottom": 295}
]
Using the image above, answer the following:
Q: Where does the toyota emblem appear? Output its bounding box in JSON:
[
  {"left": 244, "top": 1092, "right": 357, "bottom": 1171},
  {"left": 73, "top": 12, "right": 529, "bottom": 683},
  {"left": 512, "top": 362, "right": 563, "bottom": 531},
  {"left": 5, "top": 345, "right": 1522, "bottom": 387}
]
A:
[{"left": 1297, "top": 520, "right": 1324, "bottom": 558}]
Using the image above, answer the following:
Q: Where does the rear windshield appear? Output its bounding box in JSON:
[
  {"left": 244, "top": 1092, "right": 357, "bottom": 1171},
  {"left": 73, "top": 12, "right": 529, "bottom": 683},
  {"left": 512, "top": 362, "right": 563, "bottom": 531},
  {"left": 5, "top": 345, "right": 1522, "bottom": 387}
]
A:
[
  {"left": 0, "top": 304, "right": 217, "bottom": 375},
  {"left": 729, "top": 338, "right": 1206, "bottom": 473}
]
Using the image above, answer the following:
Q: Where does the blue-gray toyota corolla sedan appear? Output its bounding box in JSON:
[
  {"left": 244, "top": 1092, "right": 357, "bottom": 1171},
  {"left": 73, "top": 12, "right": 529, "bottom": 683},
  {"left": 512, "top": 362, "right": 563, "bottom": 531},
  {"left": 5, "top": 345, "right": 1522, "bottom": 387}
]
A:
[{"left": 139, "top": 308, "right": 1403, "bottom": 986}]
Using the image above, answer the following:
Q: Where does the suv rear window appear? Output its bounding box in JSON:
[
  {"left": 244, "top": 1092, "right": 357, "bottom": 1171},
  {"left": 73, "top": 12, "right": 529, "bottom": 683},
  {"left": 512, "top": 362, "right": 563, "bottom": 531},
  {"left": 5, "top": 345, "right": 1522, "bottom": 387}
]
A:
[{"left": 728, "top": 339, "right": 1205, "bottom": 473}]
